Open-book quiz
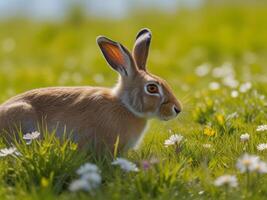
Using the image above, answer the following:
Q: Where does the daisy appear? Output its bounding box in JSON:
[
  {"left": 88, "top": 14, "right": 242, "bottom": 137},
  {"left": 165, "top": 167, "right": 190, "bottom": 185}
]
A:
[
  {"left": 23, "top": 131, "right": 40, "bottom": 144},
  {"left": 254, "top": 161, "right": 267, "bottom": 174},
  {"left": 81, "top": 173, "right": 102, "bottom": 187},
  {"left": 209, "top": 82, "right": 220, "bottom": 90},
  {"left": 195, "top": 63, "right": 210, "bottom": 77},
  {"left": 23, "top": 131, "right": 40, "bottom": 140},
  {"left": 0, "top": 147, "right": 21, "bottom": 157},
  {"left": 236, "top": 153, "right": 260, "bottom": 173},
  {"left": 214, "top": 175, "right": 238, "bottom": 188},
  {"left": 69, "top": 179, "right": 91, "bottom": 192},
  {"left": 76, "top": 163, "right": 99, "bottom": 175},
  {"left": 257, "top": 143, "right": 267, "bottom": 151},
  {"left": 239, "top": 82, "right": 252, "bottom": 93},
  {"left": 223, "top": 76, "right": 239, "bottom": 88},
  {"left": 112, "top": 158, "right": 139, "bottom": 172},
  {"left": 256, "top": 125, "right": 267, "bottom": 132},
  {"left": 164, "top": 134, "right": 183, "bottom": 147},
  {"left": 69, "top": 162, "right": 102, "bottom": 192},
  {"left": 240, "top": 133, "right": 250, "bottom": 142},
  {"left": 231, "top": 90, "right": 239, "bottom": 98},
  {"left": 212, "top": 62, "right": 234, "bottom": 78}
]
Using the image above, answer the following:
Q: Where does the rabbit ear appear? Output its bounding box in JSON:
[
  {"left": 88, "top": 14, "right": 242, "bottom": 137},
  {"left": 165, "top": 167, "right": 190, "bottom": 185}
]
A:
[
  {"left": 97, "top": 36, "right": 137, "bottom": 77},
  {"left": 133, "top": 28, "right": 152, "bottom": 71}
]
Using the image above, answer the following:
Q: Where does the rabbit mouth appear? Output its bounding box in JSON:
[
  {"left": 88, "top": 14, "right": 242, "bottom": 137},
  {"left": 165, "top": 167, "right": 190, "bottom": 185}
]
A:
[{"left": 158, "top": 114, "right": 177, "bottom": 121}]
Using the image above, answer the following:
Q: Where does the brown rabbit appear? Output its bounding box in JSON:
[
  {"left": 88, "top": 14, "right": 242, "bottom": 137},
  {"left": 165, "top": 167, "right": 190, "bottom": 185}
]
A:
[{"left": 0, "top": 28, "right": 182, "bottom": 151}]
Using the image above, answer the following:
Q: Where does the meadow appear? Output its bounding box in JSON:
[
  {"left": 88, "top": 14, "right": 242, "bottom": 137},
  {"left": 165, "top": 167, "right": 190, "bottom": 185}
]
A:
[{"left": 0, "top": 4, "right": 267, "bottom": 200}]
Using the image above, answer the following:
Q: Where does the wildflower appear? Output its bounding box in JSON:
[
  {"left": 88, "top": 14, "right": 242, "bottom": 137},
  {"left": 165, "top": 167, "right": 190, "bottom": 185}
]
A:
[
  {"left": 0, "top": 147, "right": 21, "bottom": 157},
  {"left": 69, "top": 162, "right": 102, "bottom": 192},
  {"left": 212, "top": 62, "right": 234, "bottom": 78},
  {"left": 203, "top": 143, "right": 212, "bottom": 148},
  {"left": 140, "top": 157, "right": 159, "bottom": 170},
  {"left": 41, "top": 177, "right": 49, "bottom": 188},
  {"left": 209, "top": 82, "right": 220, "bottom": 90},
  {"left": 23, "top": 131, "right": 40, "bottom": 144},
  {"left": 231, "top": 90, "right": 239, "bottom": 98},
  {"left": 198, "top": 190, "right": 205, "bottom": 195},
  {"left": 236, "top": 153, "right": 260, "bottom": 173},
  {"left": 203, "top": 126, "right": 216, "bottom": 137},
  {"left": 141, "top": 160, "right": 151, "bottom": 170},
  {"left": 256, "top": 125, "right": 267, "bottom": 132},
  {"left": 69, "top": 179, "right": 91, "bottom": 192},
  {"left": 112, "top": 158, "right": 139, "bottom": 172},
  {"left": 254, "top": 161, "right": 267, "bottom": 174},
  {"left": 223, "top": 76, "right": 239, "bottom": 88},
  {"left": 81, "top": 173, "right": 102, "bottom": 186},
  {"left": 164, "top": 134, "right": 183, "bottom": 147},
  {"left": 195, "top": 63, "right": 210, "bottom": 77},
  {"left": 216, "top": 114, "right": 225, "bottom": 125},
  {"left": 240, "top": 133, "right": 250, "bottom": 142},
  {"left": 214, "top": 175, "right": 238, "bottom": 188},
  {"left": 239, "top": 82, "right": 252, "bottom": 93},
  {"left": 77, "top": 163, "right": 99, "bottom": 175},
  {"left": 257, "top": 143, "right": 267, "bottom": 151}
]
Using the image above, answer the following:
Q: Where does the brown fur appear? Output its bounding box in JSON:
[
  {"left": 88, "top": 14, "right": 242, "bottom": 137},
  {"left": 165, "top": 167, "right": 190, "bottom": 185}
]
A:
[
  {"left": 0, "top": 87, "right": 146, "bottom": 150},
  {"left": 0, "top": 28, "right": 181, "bottom": 152}
]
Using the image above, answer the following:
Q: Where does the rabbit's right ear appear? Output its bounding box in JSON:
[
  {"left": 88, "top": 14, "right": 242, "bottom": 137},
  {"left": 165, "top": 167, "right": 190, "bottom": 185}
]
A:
[
  {"left": 97, "top": 36, "right": 137, "bottom": 77},
  {"left": 133, "top": 28, "right": 152, "bottom": 71}
]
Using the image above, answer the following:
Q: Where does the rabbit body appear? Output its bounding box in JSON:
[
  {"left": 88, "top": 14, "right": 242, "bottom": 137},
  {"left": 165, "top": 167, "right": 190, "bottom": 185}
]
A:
[
  {"left": 0, "top": 87, "right": 146, "bottom": 150},
  {"left": 0, "top": 28, "right": 181, "bottom": 151}
]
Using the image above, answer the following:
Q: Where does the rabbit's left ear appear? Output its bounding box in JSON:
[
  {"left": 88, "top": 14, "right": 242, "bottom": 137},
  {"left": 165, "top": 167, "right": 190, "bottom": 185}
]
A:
[
  {"left": 97, "top": 36, "right": 137, "bottom": 77},
  {"left": 133, "top": 28, "right": 152, "bottom": 71}
]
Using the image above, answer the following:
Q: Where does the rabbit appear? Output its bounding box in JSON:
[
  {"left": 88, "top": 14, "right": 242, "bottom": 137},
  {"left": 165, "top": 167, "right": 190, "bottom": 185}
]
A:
[{"left": 0, "top": 28, "right": 182, "bottom": 151}]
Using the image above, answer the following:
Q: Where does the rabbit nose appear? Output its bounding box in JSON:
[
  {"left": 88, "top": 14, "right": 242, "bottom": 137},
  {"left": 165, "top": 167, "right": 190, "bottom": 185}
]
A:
[{"left": 173, "top": 106, "right": 181, "bottom": 115}]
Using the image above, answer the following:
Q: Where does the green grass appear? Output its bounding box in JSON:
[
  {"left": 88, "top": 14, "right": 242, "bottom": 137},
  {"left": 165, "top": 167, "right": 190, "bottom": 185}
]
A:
[{"left": 0, "top": 4, "right": 267, "bottom": 199}]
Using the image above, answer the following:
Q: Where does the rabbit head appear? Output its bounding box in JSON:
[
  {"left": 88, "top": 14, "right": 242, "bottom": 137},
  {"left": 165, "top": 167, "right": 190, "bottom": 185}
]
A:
[{"left": 97, "top": 28, "right": 182, "bottom": 121}]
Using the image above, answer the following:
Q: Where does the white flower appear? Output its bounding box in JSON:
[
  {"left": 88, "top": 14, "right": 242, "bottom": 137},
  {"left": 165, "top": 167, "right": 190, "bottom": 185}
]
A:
[
  {"left": 203, "top": 144, "right": 212, "bottom": 148},
  {"left": 254, "top": 161, "right": 267, "bottom": 174},
  {"left": 236, "top": 153, "right": 260, "bottom": 173},
  {"left": 77, "top": 163, "right": 99, "bottom": 175},
  {"left": 231, "top": 90, "right": 239, "bottom": 98},
  {"left": 212, "top": 62, "right": 234, "bottom": 78},
  {"left": 239, "top": 82, "right": 252, "bottom": 93},
  {"left": 214, "top": 175, "right": 238, "bottom": 188},
  {"left": 0, "top": 147, "right": 21, "bottom": 157},
  {"left": 195, "top": 63, "right": 210, "bottom": 77},
  {"left": 112, "top": 158, "right": 139, "bottom": 172},
  {"left": 256, "top": 125, "right": 267, "bottom": 132},
  {"left": 222, "top": 76, "right": 239, "bottom": 88},
  {"left": 69, "top": 179, "right": 91, "bottom": 192},
  {"left": 81, "top": 173, "right": 102, "bottom": 186},
  {"left": 209, "top": 82, "right": 220, "bottom": 90},
  {"left": 240, "top": 133, "right": 250, "bottom": 142},
  {"left": 257, "top": 143, "right": 267, "bottom": 151},
  {"left": 23, "top": 131, "right": 40, "bottom": 140},
  {"left": 164, "top": 134, "right": 183, "bottom": 147},
  {"left": 70, "top": 162, "right": 102, "bottom": 192}
]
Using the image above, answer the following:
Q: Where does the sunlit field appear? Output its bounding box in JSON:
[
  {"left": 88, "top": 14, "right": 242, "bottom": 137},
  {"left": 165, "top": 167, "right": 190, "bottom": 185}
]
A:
[{"left": 0, "top": 4, "right": 267, "bottom": 199}]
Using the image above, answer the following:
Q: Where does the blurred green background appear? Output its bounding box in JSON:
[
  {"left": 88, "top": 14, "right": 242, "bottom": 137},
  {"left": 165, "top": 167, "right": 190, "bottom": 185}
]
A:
[
  {"left": 0, "top": 1, "right": 267, "bottom": 199},
  {"left": 0, "top": 0, "right": 266, "bottom": 104}
]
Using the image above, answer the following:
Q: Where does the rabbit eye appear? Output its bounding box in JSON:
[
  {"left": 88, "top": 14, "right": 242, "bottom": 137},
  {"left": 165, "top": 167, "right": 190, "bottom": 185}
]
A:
[{"left": 146, "top": 84, "right": 159, "bottom": 94}]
